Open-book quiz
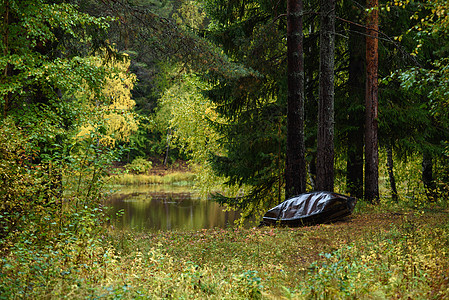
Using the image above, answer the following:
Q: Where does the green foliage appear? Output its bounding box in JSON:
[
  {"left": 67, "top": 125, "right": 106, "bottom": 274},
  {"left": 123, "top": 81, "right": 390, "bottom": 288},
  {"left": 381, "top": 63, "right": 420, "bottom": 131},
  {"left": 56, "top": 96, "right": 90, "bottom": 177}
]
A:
[
  {"left": 0, "top": 118, "right": 40, "bottom": 247},
  {"left": 156, "top": 73, "right": 226, "bottom": 193},
  {"left": 0, "top": 116, "right": 119, "bottom": 297},
  {"left": 197, "top": 0, "right": 290, "bottom": 213},
  {"left": 125, "top": 157, "right": 153, "bottom": 174},
  {"left": 3, "top": 207, "right": 447, "bottom": 298},
  {"left": 0, "top": 205, "right": 113, "bottom": 298},
  {"left": 380, "top": 0, "right": 449, "bottom": 199},
  {"left": 0, "top": 0, "right": 112, "bottom": 101},
  {"left": 3, "top": 0, "right": 449, "bottom": 297},
  {"left": 233, "top": 270, "right": 263, "bottom": 299},
  {"left": 298, "top": 217, "right": 449, "bottom": 298},
  {"left": 173, "top": 0, "right": 206, "bottom": 30},
  {"left": 68, "top": 126, "right": 121, "bottom": 204},
  {"left": 0, "top": 2, "right": 130, "bottom": 298}
]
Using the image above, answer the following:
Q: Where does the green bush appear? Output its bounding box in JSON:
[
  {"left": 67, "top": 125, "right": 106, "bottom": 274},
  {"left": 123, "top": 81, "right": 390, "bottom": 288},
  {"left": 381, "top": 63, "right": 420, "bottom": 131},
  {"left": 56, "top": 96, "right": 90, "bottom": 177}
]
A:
[
  {"left": 0, "top": 118, "right": 43, "bottom": 250},
  {"left": 0, "top": 117, "right": 119, "bottom": 297},
  {"left": 125, "top": 157, "right": 153, "bottom": 174}
]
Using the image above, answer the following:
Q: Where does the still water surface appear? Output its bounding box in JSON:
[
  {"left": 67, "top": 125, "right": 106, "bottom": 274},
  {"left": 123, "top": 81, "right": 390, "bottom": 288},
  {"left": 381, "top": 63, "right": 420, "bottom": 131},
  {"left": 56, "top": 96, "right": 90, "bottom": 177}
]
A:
[{"left": 105, "top": 185, "right": 242, "bottom": 231}]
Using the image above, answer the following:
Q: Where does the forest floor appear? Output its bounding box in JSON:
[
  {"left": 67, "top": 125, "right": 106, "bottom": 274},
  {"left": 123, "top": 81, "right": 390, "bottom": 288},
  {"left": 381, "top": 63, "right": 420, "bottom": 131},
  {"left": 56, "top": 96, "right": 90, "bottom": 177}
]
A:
[
  {"left": 100, "top": 159, "right": 449, "bottom": 298},
  {"left": 2, "top": 199, "right": 449, "bottom": 298},
  {"left": 101, "top": 204, "right": 449, "bottom": 299}
]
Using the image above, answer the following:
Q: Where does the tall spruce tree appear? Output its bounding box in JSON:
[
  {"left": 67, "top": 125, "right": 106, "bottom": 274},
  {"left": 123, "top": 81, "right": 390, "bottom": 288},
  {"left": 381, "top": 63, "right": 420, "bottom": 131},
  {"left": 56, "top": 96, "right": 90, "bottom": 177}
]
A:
[
  {"left": 381, "top": 0, "right": 449, "bottom": 201},
  {"left": 345, "top": 0, "right": 365, "bottom": 199},
  {"left": 198, "top": 0, "right": 289, "bottom": 213}
]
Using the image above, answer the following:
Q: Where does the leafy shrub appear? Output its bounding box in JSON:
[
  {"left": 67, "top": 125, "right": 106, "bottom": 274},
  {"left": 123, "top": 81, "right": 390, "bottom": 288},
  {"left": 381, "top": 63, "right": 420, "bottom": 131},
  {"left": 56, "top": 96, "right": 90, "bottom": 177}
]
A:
[
  {"left": 0, "top": 118, "right": 45, "bottom": 251},
  {"left": 125, "top": 157, "right": 153, "bottom": 174},
  {"left": 0, "top": 118, "right": 119, "bottom": 297}
]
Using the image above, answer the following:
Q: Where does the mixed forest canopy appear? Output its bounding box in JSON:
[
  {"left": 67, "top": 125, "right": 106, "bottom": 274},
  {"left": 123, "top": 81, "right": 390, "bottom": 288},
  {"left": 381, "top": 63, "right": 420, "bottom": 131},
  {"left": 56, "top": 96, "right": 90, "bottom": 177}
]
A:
[
  {"left": 1, "top": 0, "right": 449, "bottom": 252},
  {"left": 1, "top": 0, "right": 449, "bottom": 298}
]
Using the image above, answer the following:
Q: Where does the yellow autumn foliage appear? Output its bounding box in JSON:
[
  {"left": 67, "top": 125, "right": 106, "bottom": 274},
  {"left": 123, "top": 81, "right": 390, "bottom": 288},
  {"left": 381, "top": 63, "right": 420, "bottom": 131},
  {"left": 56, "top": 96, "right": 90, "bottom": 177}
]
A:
[{"left": 77, "top": 51, "right": 138, "bottom": 146}]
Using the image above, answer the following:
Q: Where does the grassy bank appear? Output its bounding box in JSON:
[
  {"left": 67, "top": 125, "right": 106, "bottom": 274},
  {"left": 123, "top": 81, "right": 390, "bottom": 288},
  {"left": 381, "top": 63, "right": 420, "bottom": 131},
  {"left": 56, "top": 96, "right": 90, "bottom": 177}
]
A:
[
  {"left": 2, "top": 202, "right": 448, "bottom": 299},
  {"left": 107, "top": 171, "right": 196, "bottom": 186},
  {"left": 104, "top": 207, "right": 449, "bottom": 299}
]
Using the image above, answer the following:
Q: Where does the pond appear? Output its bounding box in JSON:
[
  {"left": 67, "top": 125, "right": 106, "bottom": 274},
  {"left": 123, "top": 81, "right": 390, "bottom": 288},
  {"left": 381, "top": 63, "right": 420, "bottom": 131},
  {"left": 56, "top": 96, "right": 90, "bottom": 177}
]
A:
[{"left": 104, "top": 185, "right": 243, "bottom": 232}]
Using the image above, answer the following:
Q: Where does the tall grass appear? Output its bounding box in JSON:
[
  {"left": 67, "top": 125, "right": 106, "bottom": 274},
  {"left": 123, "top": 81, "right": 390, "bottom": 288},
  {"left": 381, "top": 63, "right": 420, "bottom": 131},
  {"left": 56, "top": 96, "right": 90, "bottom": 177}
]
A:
[
  {"left": 107, "top": 172, "right": 196, "bottom": 186},
  {"left": 2, "top": 204, "right": 448, "bottom": 299}
]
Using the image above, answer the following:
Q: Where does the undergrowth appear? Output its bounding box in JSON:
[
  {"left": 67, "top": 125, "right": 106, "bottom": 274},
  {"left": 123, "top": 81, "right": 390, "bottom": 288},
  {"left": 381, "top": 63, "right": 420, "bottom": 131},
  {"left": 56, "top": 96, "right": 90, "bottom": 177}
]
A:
[
  {"left": 296, "top": 213, "right": 449, "bottom": 298},
  {"left": 1, "top": 203, "right": 448, "bottom": 299}
]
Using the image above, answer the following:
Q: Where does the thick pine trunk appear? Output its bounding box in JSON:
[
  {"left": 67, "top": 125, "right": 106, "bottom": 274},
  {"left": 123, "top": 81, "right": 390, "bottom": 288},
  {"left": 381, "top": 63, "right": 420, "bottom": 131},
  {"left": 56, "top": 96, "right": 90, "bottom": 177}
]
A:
[
  {"left": 365, "top": 0, "right": 379, "bottom": 202},
  {"left": 316, "top": 0, "right": 336, "bottom": 192},
  {"left": 285, "top": 0, "right": 306, "bottom": 199},
  {"left": 346, "top": 1, "right": 365, "bottom": 199}
]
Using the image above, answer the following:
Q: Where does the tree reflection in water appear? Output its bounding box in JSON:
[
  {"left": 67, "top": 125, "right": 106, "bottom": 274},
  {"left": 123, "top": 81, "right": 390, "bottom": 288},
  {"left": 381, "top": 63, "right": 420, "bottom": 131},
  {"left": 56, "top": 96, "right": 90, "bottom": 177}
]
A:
[{"left": 105, "top": 186, "right": 242, "bottom": 231}]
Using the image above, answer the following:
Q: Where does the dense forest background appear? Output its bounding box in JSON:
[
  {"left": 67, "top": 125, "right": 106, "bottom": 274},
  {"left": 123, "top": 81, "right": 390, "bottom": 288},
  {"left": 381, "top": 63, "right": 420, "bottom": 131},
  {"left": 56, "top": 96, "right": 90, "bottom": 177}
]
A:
[
  {"left": 73, "top": 0, "right": 449, "bottom": 210},
  {"left": 1, "top": 0, "right": 449, "bottom": 297}
]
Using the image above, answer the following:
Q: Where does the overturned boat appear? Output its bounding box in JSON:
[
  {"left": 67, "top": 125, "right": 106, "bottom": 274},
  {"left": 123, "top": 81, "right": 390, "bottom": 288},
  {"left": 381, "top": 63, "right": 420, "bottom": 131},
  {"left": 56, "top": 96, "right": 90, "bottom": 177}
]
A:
[{"left": 261, "top": 191, "right": 357, "bottom": 227}]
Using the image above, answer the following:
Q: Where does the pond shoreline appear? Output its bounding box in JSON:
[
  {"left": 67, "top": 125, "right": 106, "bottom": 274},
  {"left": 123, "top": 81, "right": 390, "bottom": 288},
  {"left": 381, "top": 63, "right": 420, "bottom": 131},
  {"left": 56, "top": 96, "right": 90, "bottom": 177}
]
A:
[
  {"left": 106, "top": 171, "right": 196, "bottom": 185},
  {"left": 108, "top": 158, "right": 196, "bottom": 185},
  {"left": 111, "top": 157, "right": 192, "bottom": 176},
  {"left": 104, "top": 183, "right": 241, "bottom": 232}
]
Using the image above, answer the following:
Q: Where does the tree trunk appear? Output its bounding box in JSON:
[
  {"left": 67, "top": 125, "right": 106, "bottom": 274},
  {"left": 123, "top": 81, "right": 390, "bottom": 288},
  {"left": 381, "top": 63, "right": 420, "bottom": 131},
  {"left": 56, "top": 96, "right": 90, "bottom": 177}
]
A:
[
  {"left": 346, "top": 0, "right": 365, "bottom": 199},
  {"left": 164, "top": 129, "right": 171, "bottom": 167},
  {"left": 386, "top": 143, "right": 398, "bottom": 201},
  {"left": 365, "top": 0, "right": 379, "bottom": 202},
  {"left": 285, "top": 0, "right": 306, "bottom": 199},
  {"left": 422, "top": 152, "right": 437, "bottom": 201},
  {"left": 316, "top": 0, "right": 336, "bottom": 192}
]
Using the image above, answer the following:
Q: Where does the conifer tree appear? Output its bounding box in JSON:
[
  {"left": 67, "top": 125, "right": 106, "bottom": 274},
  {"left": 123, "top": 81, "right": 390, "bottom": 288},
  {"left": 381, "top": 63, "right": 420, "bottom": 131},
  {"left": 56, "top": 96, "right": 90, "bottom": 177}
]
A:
[{"left": 345, "top": 0, "right": 365, "bottom": 199}]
